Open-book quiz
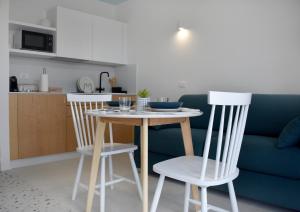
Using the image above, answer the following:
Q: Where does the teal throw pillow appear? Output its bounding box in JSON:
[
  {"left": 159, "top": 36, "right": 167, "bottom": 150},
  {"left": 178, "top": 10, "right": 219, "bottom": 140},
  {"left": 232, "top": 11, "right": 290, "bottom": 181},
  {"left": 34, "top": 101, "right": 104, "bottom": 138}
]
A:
[{"left": 277, "top": 116, "right": 300, "bottom": 148}]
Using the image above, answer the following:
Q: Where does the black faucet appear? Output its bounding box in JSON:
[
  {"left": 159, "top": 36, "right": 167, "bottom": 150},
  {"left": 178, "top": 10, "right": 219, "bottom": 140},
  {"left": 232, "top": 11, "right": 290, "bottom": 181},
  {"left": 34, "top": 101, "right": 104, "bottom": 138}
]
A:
[{"left": 98, "top": 72, "right": 110, "bottom": 93}]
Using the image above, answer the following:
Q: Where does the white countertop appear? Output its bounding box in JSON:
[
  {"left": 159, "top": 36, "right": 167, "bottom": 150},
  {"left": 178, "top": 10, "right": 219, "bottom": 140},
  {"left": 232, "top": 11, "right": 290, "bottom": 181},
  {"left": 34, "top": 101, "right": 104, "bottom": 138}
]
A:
[
  {"left": 9, "top": 91, "right": 65, "bottom": 95},
  {"left": 9, "top": 92, "right": 136, "bottom": 96}
]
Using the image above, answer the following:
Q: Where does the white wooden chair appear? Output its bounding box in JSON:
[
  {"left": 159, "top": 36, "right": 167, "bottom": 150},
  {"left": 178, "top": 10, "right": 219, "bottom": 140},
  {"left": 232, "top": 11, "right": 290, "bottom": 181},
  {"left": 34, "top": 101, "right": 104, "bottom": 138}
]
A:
[
  {"left": 150, "top": 91, "right": 252, "bottom": 212},
  {"left": 67, "top": 94, "right": 142, "bottom": 212}
]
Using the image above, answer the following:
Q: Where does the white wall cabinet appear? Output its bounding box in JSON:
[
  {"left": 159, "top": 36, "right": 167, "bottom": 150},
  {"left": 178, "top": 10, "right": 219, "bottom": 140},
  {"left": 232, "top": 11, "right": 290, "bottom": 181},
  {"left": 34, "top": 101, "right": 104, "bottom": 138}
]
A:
[
  {"left": 56, "top": 7, "right": 127, "bottom": 65},
  {"left": 56, "top": 7, "right": 92, "bottom": 60},
  {"left": 92, "top": 16, "right": 126, "bottom": 64}
]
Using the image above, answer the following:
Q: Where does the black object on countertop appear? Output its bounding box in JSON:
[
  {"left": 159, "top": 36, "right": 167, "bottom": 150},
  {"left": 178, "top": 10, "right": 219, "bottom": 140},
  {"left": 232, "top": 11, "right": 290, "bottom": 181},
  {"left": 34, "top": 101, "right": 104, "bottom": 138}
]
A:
[
  {"left": 97, "top": 72, "right": 110, "bottom": 93},
  {"left": 9, "top": 76, "right": 19, "bottom": 92},
  {"left": 111, "top": 87, "right": 128, "bottom": 93}
]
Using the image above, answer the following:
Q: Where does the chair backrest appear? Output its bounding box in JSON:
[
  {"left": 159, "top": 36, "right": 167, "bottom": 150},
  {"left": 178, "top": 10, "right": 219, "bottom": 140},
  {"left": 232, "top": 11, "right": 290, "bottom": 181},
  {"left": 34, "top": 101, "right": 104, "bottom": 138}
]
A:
[
  {"left": 200, "top": 91, "right": 252, "bottom": 180},
  {"left": 67, "top": 94, "right": 112, "bottom": 150}
]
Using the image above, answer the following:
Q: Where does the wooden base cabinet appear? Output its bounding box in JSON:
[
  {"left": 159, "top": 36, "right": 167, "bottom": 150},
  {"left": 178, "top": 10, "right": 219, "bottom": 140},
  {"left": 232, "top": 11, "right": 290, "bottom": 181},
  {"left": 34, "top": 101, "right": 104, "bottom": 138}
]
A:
[
  {"left": 9, "top": 95, "right": 18, "bottom": 160},
  {"left": 66, "top": 104, "right": 77, "bottom": 152},
  {"left": 10, "top": 94, "right": 136, "bottom": 160},
  {"left": 10, "top": 94, "right": 67, "bottom": 159}
]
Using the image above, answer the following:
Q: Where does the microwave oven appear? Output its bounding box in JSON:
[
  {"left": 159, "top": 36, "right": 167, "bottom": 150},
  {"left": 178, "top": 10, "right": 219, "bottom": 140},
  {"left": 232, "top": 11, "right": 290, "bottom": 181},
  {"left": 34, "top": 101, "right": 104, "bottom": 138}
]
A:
[{"left": 14, "top": 30, "right": 53, "bottom": 53}]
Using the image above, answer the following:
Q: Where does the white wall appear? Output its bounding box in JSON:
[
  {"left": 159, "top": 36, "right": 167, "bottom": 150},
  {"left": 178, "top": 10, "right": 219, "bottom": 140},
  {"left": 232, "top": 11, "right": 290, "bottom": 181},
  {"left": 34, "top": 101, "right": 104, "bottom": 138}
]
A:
[
  {"left": 0, "top": 0, "right": 10, "bottom": 170},
  {"left": 116, "top": 0, "right": 300, "bottom": 100},
  {"left": 115, "top": 64, "right": 137, "bottom": 94}
]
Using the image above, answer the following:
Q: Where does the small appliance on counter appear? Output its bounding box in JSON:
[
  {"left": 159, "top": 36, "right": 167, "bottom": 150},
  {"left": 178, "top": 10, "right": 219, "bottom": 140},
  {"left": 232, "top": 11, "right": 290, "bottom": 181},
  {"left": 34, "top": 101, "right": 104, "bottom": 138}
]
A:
[
  {"left": 108, "top": 76, "right": 127, "bottom": 93},
  {"left": 9, "top": 76, "right": 19, "bottom": 92},
  {"left": 39, "top": 68, "right": 49, "bottom": 92},
  {"left": 111, "top": 87, "right": 127, "bottom": 93}
]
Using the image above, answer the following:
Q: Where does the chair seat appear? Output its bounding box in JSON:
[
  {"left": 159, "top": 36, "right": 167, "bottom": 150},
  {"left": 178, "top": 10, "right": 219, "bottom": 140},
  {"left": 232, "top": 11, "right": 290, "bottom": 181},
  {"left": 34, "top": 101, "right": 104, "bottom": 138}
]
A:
[
  {"left": 78, "top": 143, "right": 138, "bottom": 156},
  {"left": 153, "top": 156, "right": 239, "bottom": 187}
]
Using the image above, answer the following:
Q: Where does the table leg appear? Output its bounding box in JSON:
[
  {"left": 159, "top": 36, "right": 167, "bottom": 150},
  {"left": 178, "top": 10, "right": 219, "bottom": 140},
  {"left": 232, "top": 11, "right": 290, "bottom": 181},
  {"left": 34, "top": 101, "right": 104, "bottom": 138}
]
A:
[
  {"left": 141, "top": 118, "right": 149, "bottom": 212},
  {"left": 86, "top": 118, "right": 106, "bottom": 212},
  {"left": 181, "top": 118, "right": 200, "bottom": 211}
]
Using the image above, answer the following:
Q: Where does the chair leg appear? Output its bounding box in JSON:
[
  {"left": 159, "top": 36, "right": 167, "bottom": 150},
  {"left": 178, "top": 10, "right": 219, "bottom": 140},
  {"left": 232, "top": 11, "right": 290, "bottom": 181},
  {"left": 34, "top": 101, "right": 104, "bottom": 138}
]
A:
[
  {"left": 100, "top": 156, "right": 106, "bottom": 212},
  {"left": 72, "top": 154, "right": 85, "bottom": 200},
  {"left": 200, "top": 187, "right": 208, "bottom": 212},
  {"left": 150, "top": 175, "right": 165, "bottom": 212},
  {"left": 184, "top": 183, "right": 191, "bottom": 212},
  {"left": 108, "top": 155, "right": 114, "bottom": 190},
  {"left": 228, "top": 181, "right": 239, "bottom": 212},
  {"left": 129, "top": 152, "right": 142, "bottom": 200}
]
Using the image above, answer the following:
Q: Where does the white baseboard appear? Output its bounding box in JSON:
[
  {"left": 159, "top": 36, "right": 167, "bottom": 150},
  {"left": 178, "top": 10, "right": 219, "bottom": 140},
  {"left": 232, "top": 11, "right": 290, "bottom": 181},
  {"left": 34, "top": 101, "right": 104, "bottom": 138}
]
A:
[{"left": 10, "top": 152, "right": 80, "bottom": 169}]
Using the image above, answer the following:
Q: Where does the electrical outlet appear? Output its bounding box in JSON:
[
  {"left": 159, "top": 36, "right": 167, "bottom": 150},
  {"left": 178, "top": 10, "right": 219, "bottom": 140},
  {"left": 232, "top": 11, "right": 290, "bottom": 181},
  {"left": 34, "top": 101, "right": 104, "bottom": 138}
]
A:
[{"left": 178, "top": 81, "right": 187, "bottom": 89}]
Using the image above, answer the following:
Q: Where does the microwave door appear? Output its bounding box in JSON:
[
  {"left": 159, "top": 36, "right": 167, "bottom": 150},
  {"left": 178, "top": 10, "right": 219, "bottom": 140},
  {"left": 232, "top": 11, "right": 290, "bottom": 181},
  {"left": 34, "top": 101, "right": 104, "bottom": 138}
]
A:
[{"left": 22, "top": 31, "right": 51, "bottom": 52}]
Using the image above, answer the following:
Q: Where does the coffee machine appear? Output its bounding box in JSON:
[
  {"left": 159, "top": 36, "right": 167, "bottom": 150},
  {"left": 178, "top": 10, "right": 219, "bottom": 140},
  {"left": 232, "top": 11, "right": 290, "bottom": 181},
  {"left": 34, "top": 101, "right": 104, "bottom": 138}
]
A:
[{"left": 9, "top": 76, "right": 19, "bottom": 92}]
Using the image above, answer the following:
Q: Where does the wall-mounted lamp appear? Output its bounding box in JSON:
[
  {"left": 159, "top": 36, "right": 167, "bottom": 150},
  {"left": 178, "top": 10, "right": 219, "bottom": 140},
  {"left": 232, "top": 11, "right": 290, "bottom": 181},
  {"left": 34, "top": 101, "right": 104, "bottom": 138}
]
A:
[
  {"left": 176, "top": 22, "right": 190, "bottom": 42},
  {"left": 177, "top": 21, "right": 188, "bottom": 31},
  {"left": 178, "top": 27, "right": 187, "bottom": 31}
]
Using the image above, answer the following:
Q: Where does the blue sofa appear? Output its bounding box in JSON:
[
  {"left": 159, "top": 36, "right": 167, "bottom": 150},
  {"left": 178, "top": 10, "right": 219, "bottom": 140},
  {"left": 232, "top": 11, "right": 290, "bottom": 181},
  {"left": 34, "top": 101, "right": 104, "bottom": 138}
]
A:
[{"left": 134, "top": 94, "right": 300, "bottom": 211}]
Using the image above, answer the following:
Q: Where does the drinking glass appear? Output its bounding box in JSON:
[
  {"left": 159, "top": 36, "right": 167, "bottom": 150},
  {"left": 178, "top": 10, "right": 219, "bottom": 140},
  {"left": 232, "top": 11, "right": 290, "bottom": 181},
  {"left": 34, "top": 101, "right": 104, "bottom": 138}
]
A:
[{"left": 119, "top": 97, "right": 131, "bottom": 112}]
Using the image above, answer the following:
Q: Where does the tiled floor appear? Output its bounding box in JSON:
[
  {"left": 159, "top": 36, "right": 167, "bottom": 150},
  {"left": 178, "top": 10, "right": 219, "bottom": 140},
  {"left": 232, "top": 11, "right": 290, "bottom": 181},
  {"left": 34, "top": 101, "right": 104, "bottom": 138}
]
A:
[{"left": 2, "top": 154, "right": 291, "bottom": 212}]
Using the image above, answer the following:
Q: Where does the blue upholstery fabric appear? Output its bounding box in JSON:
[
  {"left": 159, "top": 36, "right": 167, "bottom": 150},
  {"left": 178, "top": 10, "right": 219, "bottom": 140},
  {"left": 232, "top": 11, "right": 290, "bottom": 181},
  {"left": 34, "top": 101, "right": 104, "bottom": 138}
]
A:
[
  {"left": 277, "top": 116, "right": 300, "bottom": 148},
  {"left": 239, "top": 135, "right": 300, "bottom": 179},
  {"left": 146, "top": 127, "right": 300, "bottom": 179},
  {"left": 148, "top": 128, "right": 206, "bottom": 157},
  {"left": 245, "top": 94, "right": 300, "bottom": 137},
  {"left": 179, "top": 94, "right": 300, "bottom": 137},
  {"left": 149, "top": 125, "right": 226, "bottom": 157},
  {"left": 216, "top": 170, "right": 300, "bottom": 211},
  {"left": 178, "top": 95, "right": 211, "bottom": 129},
  {"left": 147, "top": 127, "right": 223, "bottom": 158}
]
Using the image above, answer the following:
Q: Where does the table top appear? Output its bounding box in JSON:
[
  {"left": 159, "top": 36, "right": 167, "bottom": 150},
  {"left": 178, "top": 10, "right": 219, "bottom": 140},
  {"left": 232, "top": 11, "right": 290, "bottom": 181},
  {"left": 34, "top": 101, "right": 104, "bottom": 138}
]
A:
[{"left": 86, "top": 108, "right": 203, "bottom": 119}]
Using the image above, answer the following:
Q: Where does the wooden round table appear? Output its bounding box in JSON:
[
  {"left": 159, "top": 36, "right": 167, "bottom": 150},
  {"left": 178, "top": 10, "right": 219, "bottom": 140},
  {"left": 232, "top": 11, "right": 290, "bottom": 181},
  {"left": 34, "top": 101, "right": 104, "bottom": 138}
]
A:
[{"left": 85, "top": 109, "right": 203, "bottom": 212}]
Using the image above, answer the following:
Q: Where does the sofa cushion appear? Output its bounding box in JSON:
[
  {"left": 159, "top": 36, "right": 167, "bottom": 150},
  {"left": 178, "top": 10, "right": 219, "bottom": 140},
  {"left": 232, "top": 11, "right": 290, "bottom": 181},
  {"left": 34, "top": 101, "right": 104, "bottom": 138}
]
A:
[
  {"left": 179, "top": 94, "right": 300, "bottom": 137},
  {"left": 148, "top": 127, "right": 227, "bottom": 161},
  {"left": 277, "top": 116, "right": 300, "bottom": 148},
  {"left": 239, "top": 135, "right": 300, "bottom": 179},
  {"left": 148, "top": 128, "right": 207, "bottom": 157},
  {"left": 245, "top": 94, "right": 300, "bottom": 137},
  {"left": 179, "top": 95, "right": 211, "bottom": 130}
]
